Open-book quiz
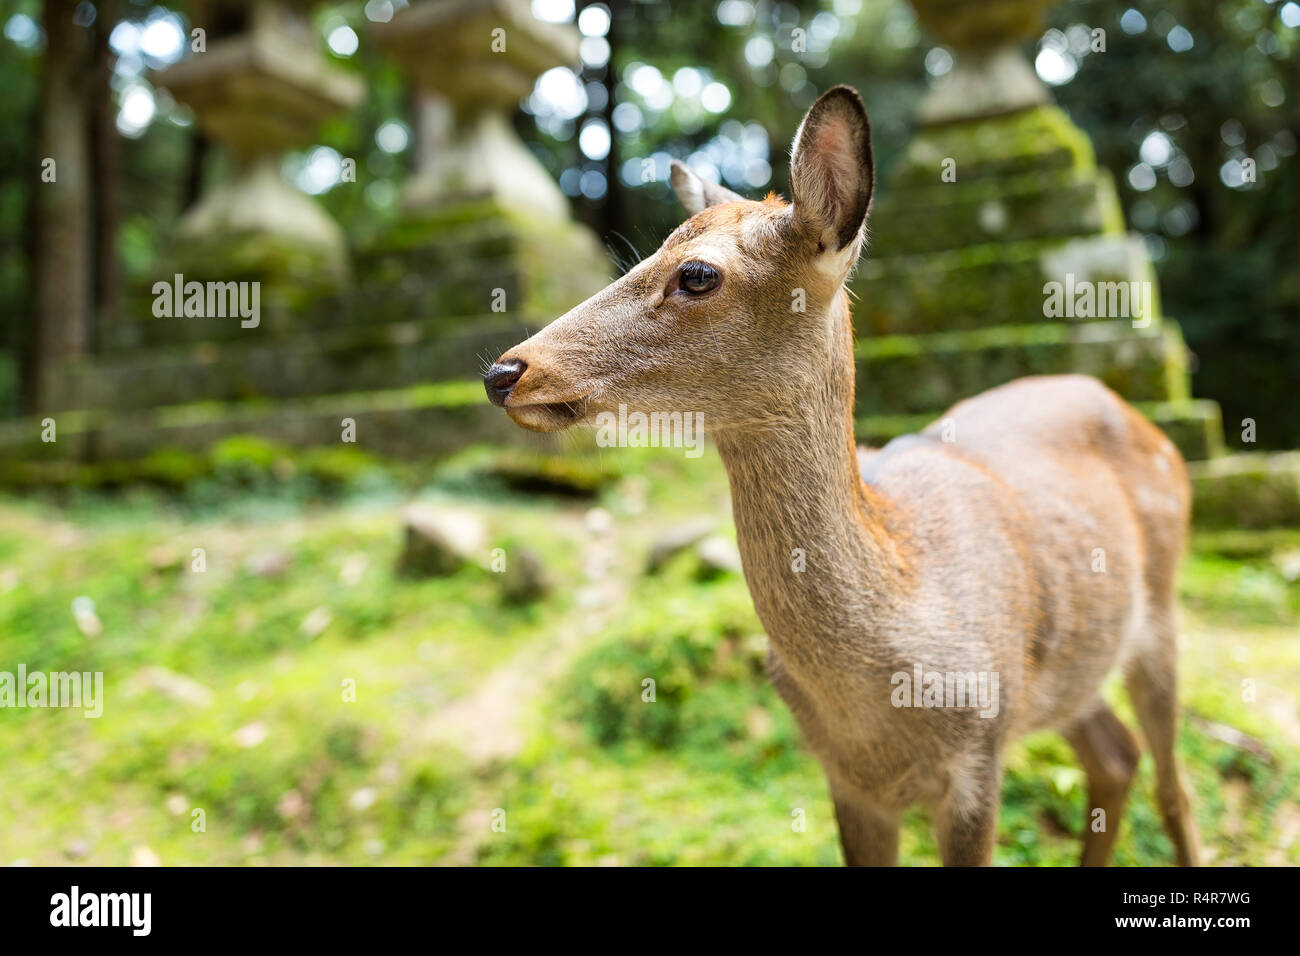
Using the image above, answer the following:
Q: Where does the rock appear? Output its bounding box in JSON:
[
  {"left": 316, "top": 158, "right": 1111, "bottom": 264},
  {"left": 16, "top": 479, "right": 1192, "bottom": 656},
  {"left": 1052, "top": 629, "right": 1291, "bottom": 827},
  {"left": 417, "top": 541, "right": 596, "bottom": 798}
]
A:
[
  {"left": 339, "top": 553, "right": 368, "bottom": 587},
  {"left": 233, "top": 722, "right": 268, "bottom": 748},
  {"left": 147, "top": 545, "right": 183, "bottom": 573},
  {"left": 486, "top": 449, "right": 619, "bottom": 497},
  {"left": 618, "top": 475, "right": 649, "bottom": 515},
  {"left": 584, "top": 507, "right": 614, "bottom": 536},
  {"left": 276, "top": 790, "right": 306, "bottom": 821},
  {"left": 71, "top": 596, "right": 102, "bottom": 638},
  {"left": 244, "top": 549, "right": 292, "bottom": 578},
  {"left": 1189, "top": 451, "right": 1300, "bottom": 529},
  {"left": 399, "top": 504, "right": 487, "bottom": 576},
  {"left": 1275, "top": 550, "right": 1300, "bottom": 583},
  {"left": 130, "top": 846, "right": 161, "bottom": 867},
  {"left": 745, "top": 706, "right": 775, "bottom": 741},
  {"left": 646, "top": 518, "right": 716, "bottom": 573},
  {"left": 349, "top": 787, "right": 378, "bottom": 811},
  {"left": 498, "top": 546, "right": 551, "bottom": 604},
  {"left": 696, "top": 536, "right": 743, "bottom": 577},
  {"left": 300, "top": 605, "right": 332, "bottom": 639},
  {"left": 130, "top": 666, "right": 214, "bottom": 707},
  {"left": 1189, "top": 714, "right": 1275, "bottom": 766}
]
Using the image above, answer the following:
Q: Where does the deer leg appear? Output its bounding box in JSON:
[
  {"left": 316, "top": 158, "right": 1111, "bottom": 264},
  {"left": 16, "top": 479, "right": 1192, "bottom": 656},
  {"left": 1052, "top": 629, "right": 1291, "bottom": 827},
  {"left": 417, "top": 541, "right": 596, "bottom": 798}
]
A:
[
  {"left": 1064, "top": 700, "right": 1141, "bottom": 866},
  {"left": 935, "top": 759, "right": 1001, "bottom": 866},
  {"left": 831, "top": 789, "right": 899, "bottom": 866},
  {"left": 1124, "top": 623, "right": 1202, "bottom": 866}
]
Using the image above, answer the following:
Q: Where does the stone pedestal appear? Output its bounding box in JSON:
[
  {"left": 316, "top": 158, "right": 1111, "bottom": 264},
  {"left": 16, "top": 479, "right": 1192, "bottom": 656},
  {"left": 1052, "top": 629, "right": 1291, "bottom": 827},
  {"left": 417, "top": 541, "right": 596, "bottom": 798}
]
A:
[
  {"left": 368, "top": 0, "right": 609, "bottom": 319},
  {"left": 852, "top": 0, "right": 1224, "bottom": 472},
  {"left": 374, "top": 0, "right": 580, "bottom": 219}
]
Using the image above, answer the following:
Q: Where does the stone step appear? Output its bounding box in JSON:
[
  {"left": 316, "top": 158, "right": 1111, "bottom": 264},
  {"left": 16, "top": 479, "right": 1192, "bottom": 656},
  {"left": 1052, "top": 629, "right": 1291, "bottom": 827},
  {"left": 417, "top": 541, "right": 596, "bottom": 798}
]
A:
[
  {"left": 104, "top": 258, "right": 524, "bottom": 353},
  {"left": 104, "top": 200, "right": 610, "bottom": 354},
  {"left": 856, "top": 398, "right": 1225, "bottom": 463},
  {"left": 1188, "top": 451, "right": 1300, "bottom": 529},
  {"left": 0, "top": 380, "right": 533, "bottom": 475},
  {"left": 853, "top": 320, "right": 1189, "bottom": 416},
  {"left": 851, "top": 233, "right": 1160, "bottom": 335},
  {"left": 869, "top": 168, "right": 1123, "bottom": 258},
  {"left": 889, "top": 105, "right": 1099, "bottom": 190},
  {"left": 44, "top": 316, "right": 532, "bottom": 413}
]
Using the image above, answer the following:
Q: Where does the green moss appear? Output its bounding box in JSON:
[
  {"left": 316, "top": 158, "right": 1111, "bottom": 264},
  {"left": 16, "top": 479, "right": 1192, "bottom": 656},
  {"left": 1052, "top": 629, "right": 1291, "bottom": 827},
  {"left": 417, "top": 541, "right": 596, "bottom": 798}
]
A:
[
  {"left": 1, "top": 445, "right": 1297, "bottom": 865},
  {"left": 1140, "top": 399, "right": 1225, "bottom": 461},
  {"left": 1189, "top": 452, "right": 1300, "bottom": 529},
  {"left": 853, "top": 234, "right": 1160, "bottom": 335},
  {"left": 481, "top": 448, "right": 623, "bottom": 498},
  {"left": 1191, "top": 528, "right": 1300, "bottom": 560},
  {"left": 0, "top": 380, "right": 513, "bottom": 487},
  {"left": 856, "top": 398, "right": 1223, "bottom": 462},
  {"left": 164, "top": 231, "right": 347, "bottom": 298},
  {"left": 869, "top": 169, "right": 1119, "bottom": 257},
  {"left": 894, "top": 105, "right": 1097, "bottom": 189},
  {"left": 854, "top": 321, "right": 1184, "bottom": 414},
  {"left": 360, "top": 198, "right": 611, "bottom": 316},
  {"left": 559, "top": 575, "right": 785, "bottom": 758}
]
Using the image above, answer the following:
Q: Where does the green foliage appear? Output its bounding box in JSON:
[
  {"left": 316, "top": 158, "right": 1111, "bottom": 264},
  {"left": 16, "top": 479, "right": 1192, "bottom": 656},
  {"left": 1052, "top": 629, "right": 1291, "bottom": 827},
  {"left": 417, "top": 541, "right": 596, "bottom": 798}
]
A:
[
  {"left": 2, "top": 449, "right": 1299, "bottom": 864},
  {"left": 562, "top": 576, "right": 767, "bottom": 750}
]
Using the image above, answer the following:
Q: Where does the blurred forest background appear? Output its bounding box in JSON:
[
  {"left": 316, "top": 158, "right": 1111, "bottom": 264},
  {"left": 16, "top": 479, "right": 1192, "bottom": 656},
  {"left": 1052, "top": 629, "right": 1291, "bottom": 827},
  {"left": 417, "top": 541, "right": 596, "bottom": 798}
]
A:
[{"left": 0, "top": 0, "right": 1297, "bottom": 439}]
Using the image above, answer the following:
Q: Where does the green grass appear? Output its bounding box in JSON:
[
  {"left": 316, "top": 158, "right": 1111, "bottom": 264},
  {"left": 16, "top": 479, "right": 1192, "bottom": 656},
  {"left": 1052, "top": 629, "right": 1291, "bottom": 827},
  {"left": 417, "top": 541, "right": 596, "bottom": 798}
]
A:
[{"left": 1, "top": 443, "right": 1297, "bottom": 865}]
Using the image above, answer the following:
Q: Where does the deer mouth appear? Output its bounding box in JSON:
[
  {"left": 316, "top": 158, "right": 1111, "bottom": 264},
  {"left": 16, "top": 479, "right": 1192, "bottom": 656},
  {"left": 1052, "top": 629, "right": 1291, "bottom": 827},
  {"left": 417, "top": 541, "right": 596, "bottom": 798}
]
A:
[{"left": 504, "top": 397, "right": 588, "bottom": 432}]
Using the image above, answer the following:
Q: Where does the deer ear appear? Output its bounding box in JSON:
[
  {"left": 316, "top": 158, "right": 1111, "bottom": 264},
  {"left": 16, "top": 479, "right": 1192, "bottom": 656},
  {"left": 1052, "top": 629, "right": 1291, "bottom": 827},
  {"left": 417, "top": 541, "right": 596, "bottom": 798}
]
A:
[
  {"left": 670, "top": 159, "right": 745, "bottom": 217},
  {"left": 789, "top": 85, "right": 874, "bottom": 255}
]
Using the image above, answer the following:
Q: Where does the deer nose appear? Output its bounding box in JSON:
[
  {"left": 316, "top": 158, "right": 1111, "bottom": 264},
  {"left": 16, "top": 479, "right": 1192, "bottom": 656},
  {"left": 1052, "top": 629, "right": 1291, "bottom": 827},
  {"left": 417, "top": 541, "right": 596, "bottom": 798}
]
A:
[{"left": 484, "top": 358, "right": 526, "bottom": 406}]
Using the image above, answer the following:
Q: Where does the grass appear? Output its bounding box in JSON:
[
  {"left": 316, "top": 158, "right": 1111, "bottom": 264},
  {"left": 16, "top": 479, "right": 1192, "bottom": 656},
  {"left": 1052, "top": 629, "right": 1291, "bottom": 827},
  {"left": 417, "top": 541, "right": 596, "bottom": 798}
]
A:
[{"left": 0, "top": 442, "right": 1297, "bottom": 865}]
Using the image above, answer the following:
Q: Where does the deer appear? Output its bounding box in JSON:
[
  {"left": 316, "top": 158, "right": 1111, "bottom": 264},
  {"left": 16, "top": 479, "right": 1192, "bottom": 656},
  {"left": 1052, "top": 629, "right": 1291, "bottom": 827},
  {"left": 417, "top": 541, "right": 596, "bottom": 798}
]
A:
[{"left": 483, "top": 85, "right": 1201, "bottom": 867}]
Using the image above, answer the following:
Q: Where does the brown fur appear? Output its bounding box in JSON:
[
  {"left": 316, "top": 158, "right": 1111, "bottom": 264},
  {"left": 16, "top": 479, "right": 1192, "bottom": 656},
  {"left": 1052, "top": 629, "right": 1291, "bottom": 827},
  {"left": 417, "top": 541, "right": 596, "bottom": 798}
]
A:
[{"left": 486, "top": 86, "right": 1200, "bottom": 866}]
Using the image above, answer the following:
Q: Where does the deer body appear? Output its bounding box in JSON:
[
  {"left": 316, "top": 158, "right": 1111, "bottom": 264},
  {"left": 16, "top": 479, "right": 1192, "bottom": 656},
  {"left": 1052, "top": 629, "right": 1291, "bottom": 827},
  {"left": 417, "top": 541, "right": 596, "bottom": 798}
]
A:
[{"left": 486, "top": 86, "right": 1200, "bottom": 866}]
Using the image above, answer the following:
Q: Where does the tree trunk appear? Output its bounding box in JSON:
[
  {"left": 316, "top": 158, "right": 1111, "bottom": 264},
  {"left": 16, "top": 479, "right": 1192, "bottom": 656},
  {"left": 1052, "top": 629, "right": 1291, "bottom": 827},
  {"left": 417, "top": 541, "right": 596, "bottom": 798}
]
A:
[
  {"left": 32, "top": 0, "right": 94, "bottom": 411},
  {"left": 89, "top": 0, "right": 123, "bottom": 357}
]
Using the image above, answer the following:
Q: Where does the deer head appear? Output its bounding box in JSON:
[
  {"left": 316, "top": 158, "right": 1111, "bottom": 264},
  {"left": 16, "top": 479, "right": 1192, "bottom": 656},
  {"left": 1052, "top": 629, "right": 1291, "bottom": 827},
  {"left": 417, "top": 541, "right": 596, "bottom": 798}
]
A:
[{"left": 484, "top": 85, "right": 874, "bottom": 435}]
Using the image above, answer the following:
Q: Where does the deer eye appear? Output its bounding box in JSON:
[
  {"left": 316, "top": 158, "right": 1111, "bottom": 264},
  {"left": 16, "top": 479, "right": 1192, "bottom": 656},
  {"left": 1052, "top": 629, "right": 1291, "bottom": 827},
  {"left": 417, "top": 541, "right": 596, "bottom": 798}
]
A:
[{"left": 679, "top": 261, "right": 719, "bottom": 294}]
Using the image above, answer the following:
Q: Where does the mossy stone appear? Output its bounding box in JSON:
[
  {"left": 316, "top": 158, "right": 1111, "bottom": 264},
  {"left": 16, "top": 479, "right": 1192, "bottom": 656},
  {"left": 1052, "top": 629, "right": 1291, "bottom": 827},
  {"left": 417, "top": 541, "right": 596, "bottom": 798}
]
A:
[
  {"left": 852, "top": 233, "right": 1160, "bottom": 335},
  {"left": 869, "top": 168, "right": 1123, "bottom": 257},
  {"left": 854, "top": 320, "right": 1186, "bottom": 414},
  {"left": 891, "top": 106, "right": 1097, "bottom": 190},
  {"left": 855, "top": 397, "right": 1224, "bottom": 463},
  {"left": 1189, "top": 452, "right": 1300, "bottom": 529}
]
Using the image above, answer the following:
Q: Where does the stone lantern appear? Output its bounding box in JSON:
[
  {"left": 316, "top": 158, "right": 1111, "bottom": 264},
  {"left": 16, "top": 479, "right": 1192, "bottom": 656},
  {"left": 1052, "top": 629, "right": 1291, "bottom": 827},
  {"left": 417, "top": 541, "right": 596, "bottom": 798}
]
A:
[
  {"left": 910, "top": 0, "right": 1053, "bottom": 124},
  {"left": 153, "top": 0, "right": 365, "bottom": 282},
  {"left": 372, "top": 0, "right": 580, "bottom": 219},
  {"left": 850, "top": 0, "right": 1228, "bottom": 480},
  {"left": 364, "top": 0, "right": 610, "bottom": 332}
]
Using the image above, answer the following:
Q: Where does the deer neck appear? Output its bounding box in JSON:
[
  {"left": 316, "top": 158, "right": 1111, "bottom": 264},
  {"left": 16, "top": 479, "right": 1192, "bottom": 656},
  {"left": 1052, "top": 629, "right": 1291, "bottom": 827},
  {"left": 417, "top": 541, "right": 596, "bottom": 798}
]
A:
[{"left": 712, "top": 292, "right": 908, "bottom": 660}]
